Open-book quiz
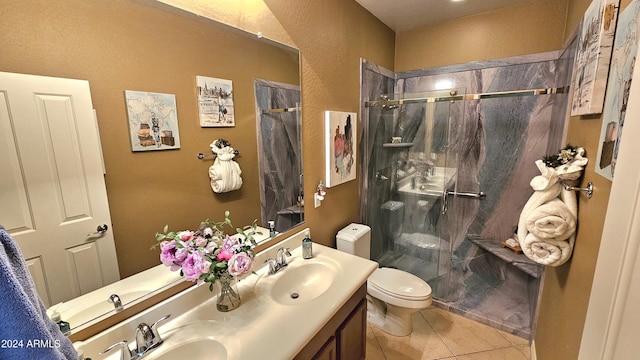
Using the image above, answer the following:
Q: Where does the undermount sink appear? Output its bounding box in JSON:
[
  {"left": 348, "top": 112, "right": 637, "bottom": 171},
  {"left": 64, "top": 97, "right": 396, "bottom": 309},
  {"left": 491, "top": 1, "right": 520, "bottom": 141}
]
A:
[
  {"left": 144, "top": 321, "right": 239, "bottom": 360},
  {"left": 269, "top": 263, "right": 336, "bottom": 305},
  {"left": 254, "top": 254, "right": 342, "bottom": 306},
  {"left": 152, "top": 338, "right": 227, "bottom": 359}
]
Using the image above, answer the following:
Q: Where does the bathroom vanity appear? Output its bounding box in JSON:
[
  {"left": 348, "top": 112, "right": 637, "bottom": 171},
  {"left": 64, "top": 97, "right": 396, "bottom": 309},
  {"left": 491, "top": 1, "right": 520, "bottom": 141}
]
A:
[{"left": 76, "top": 229, "right": 377, "bottom": 359}]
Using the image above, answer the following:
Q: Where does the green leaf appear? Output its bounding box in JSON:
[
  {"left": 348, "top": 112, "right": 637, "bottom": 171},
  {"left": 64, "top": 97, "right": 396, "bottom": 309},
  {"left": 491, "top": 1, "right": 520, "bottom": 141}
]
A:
[
  {"left": 216, "top": 262, "right": 227, "bottom": 268},
  {"left": 163, "top": 224, "right": 169, "bottom": 233}
]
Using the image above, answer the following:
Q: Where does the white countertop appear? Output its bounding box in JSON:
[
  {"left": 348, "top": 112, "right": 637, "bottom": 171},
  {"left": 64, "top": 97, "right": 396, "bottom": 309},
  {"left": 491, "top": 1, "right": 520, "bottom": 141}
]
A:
[{"left": 77, "top": 228, "right": 378, "bottom": 360}]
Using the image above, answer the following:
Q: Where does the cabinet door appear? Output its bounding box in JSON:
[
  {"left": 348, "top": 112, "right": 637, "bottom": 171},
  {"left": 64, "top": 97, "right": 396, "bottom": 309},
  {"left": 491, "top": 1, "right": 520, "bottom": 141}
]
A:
[
  {"left": 338, "top": 300, "right": 367, "bottom": 360},
  {"left": 314, "top": 336, "right": 337, "bottom": 360}
]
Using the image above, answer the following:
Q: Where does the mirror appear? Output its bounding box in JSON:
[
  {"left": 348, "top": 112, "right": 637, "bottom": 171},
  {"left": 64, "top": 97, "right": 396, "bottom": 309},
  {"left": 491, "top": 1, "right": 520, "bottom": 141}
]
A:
[
  {"left": 255, "top": 79, "right": 303, "bottom": 233},
  {"left": 0, "top": 0, "right": 301, "bottom": 335}
]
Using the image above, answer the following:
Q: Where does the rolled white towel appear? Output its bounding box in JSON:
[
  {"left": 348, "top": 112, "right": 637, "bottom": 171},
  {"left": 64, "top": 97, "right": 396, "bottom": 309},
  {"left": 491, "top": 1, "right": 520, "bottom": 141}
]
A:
[
  {"left": 517, "top": 182, "right": 562, "bottom": 248},
  {"left": 525, "top": 198, "right": 576, "bottom": 241},
  {"left": 519, "top": 188, "right": 579, "bottom": 267},
  {"left": 522, "top": 232, "right": 573, "bottom": 266}
]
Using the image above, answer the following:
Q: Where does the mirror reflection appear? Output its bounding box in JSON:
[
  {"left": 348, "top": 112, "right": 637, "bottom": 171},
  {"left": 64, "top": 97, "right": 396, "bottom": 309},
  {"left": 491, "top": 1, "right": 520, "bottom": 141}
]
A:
[
  {"left": 255, "top": 79, "right": 303, "bottom": 233},
  {"left": 0, "top": 0, "right": 301, "bottom": 334}
]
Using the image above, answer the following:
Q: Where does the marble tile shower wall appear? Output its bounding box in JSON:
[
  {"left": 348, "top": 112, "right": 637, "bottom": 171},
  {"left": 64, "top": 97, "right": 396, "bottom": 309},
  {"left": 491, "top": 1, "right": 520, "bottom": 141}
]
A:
[
  {"left": 359, "top": 50, "right": 575, "bottom": 339},
  {"left": 254, "top": 79, "right": 302, "bottom": 232}
]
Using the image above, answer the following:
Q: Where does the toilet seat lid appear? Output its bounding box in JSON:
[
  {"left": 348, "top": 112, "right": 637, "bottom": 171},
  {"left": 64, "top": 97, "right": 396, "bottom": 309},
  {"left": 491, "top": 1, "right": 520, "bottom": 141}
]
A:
[{"left": 369, "top": 267, "right": 432, "bottom": 300}]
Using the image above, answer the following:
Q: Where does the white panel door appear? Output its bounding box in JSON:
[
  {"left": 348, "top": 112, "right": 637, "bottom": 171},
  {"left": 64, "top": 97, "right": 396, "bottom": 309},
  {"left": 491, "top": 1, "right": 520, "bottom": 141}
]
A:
[
  {"left": 578, "top": 43, "right": 640, "bottom": 359},
  {"left": 0, "top": 71, "right": 120, "bottom": 307}
]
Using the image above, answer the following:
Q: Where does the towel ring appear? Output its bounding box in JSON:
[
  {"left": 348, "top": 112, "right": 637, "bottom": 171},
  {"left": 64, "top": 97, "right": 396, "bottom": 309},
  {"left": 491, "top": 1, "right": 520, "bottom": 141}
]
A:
[{"left": 563, "top": 182, "right": 593, "bottom": 199}]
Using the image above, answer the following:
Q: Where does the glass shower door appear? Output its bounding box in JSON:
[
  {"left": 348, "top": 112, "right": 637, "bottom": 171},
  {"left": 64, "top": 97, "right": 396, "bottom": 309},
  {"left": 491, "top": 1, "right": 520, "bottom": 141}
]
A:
[{"left": 365, "top": 89, "right": 465, "bottom": 298}]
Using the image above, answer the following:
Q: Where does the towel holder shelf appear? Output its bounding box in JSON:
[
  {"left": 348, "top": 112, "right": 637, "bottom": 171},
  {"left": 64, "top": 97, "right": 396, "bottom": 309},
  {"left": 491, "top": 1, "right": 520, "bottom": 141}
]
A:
[{"left": 563, "top": 182, "right": 593, "bottom": 199}]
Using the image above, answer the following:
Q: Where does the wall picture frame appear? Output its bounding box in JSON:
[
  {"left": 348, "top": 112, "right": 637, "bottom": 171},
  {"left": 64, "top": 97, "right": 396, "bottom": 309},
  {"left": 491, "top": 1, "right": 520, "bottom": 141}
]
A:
[
  {"left": 325, "top": 110, "right": 357, "bottom": 187},
  {"left": 196, "top": 76, "right": 235, "bottom": 127},
  {"left": 570, "top": 0, "right": 619, "bottom": 116},
  {"left": 595, "top": 0, "right": 640, "bottom": 180},
  {"left": 124, "top": 90, "right": 180, "bottom": 152}
]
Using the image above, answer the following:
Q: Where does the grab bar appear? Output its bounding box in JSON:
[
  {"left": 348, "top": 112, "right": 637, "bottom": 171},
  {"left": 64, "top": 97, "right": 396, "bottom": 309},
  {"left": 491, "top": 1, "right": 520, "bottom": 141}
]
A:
[
  {"left": 446, "top": 190, "right": 486, "bottom": 200},
  {"left": 441, "top": 189, "right": 486, "bottom": 214}
]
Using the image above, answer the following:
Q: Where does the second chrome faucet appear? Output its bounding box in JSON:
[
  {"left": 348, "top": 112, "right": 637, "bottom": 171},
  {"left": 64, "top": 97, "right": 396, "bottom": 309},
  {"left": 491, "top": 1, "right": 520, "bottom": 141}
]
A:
[
  {"left": 100, "top": 314, "right": 171, "bottom": 360},
  {"left": 266, "top": 247, "right": 291, "bottom": 275}
]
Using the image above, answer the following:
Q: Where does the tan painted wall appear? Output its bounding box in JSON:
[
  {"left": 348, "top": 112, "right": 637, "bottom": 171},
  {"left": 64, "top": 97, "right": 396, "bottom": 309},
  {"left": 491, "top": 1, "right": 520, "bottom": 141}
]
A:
[
  {"left": 159, "top": 0, "right": 396, "bottom": 249},
  {"left": 0, "top": 0, "right": 394, "bottom": 277},
  {"left": 0, "top": 0, "right": 300, "bottom": 277},
  {"left": 394, "top": 0, "right": 569, "bottom": 71},
  {"left": 535, "top": 0, "right": 630, "bottom": 358}
]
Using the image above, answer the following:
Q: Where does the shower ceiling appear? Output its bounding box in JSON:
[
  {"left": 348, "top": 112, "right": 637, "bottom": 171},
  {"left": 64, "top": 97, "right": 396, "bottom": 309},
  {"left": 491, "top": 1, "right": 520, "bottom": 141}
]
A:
[{"left": 355, "top": 0, "right": 537, "bottom": 32}]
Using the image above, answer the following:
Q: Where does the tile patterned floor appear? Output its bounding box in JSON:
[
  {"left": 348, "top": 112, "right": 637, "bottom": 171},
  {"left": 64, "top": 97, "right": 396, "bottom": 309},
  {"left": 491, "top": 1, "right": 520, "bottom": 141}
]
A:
[{"left": 366, "top": 307, "right": 531, "bottom": 360}]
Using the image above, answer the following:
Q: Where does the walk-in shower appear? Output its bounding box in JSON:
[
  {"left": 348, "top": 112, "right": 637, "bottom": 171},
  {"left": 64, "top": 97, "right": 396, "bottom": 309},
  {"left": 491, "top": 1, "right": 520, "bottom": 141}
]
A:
[
  {"left": 360, "top": 53, "right": 572, "bottom": 339},
  {"left": 363, "top": 88, "right": 487, "bottom": 302}
]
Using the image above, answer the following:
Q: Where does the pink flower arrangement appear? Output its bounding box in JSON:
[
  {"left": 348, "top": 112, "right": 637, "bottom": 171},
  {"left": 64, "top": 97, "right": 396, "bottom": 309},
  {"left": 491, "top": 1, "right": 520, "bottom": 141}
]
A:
[{"left": 154, "top": 211, "right": 259, "bottom": 291}]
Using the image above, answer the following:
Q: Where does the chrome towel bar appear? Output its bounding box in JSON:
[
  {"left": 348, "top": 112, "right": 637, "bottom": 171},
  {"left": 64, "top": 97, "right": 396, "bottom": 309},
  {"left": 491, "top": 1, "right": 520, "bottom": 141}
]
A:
[{"left": 563, "top": 182, "right": 593, "bottom": 199}]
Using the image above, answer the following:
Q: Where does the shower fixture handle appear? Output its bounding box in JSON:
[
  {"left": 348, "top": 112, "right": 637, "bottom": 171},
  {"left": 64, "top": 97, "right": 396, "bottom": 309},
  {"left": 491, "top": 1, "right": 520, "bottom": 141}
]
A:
[{"left": 375, "top": 171, "right": 389, "bottom": 183}]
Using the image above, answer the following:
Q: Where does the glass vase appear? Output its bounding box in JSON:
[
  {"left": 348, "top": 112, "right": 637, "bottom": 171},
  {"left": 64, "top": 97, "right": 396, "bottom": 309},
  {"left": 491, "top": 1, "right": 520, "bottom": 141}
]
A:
[{"left": 216, "top": 272, "right": 241, "bottom": 312}]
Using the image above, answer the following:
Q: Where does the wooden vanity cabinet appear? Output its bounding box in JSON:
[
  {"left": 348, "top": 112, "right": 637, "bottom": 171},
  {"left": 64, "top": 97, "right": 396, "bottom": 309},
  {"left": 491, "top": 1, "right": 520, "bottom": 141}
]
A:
[{"left": 294, "top": 284, "right": 367, "bottom": 360}]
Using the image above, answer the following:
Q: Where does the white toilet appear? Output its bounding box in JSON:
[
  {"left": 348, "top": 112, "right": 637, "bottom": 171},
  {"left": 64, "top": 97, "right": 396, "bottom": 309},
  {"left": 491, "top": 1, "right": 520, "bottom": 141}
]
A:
[{"left": 336, "top": 223, "right": 432, "bottom": 336}]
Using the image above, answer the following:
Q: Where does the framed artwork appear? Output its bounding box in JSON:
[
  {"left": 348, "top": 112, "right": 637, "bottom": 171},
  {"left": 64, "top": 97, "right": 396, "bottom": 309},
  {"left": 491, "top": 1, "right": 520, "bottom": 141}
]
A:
[
  {"left": 196, "top": 76, "right": 235, "bottom": 127},
  {"left": 596, "top": 0, "right": 640, "bottom": 180},
  {"left": 325, "top": 110, "right": 357, "bottom": 187},
  {"left": 125, "top": 90, "right": 180, "bottom": 152},
  {"left": 570, "top": 0, "right": 619, "bottom": 116}
]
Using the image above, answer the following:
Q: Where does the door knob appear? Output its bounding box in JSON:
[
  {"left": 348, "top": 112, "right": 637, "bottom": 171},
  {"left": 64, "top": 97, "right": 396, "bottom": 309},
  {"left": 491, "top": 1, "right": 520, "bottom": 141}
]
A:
[{"left": 87, "top": 224, "right": 109, "bottom": 238}]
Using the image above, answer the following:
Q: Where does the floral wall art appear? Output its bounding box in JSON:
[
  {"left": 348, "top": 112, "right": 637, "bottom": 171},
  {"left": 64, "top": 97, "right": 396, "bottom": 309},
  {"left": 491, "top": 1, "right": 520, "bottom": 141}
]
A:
[
  {"left": 125, "top": 90, "right": 180, "bottom": 152},
  {"left": 325, "top": 110, "right": 357, "bottom": 187},
  {"left": 197, "top": 76, "right": 235, "bottom": 127},
  {"left": 570, "top": 0, "right": 619, "bottom": 116}
]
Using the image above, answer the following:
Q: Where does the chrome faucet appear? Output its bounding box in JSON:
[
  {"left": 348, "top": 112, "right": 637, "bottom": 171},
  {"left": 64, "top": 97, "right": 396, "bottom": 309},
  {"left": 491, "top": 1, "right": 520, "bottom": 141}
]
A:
[
  {"left": 100, "top": 314, "right": 171, "bottom": 360},
  {"left": 266, "top": 247, "right": 291, "bottom": 275},
  {"left": 108, "top": 293, "right": 123, "bottom": 311}
]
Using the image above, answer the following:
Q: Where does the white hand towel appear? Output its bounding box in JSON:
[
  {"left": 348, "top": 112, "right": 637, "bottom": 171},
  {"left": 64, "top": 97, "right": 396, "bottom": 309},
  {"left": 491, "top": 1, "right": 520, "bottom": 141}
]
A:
[{"left": 209, "top": 157, "right": 243, "bottom": 193}]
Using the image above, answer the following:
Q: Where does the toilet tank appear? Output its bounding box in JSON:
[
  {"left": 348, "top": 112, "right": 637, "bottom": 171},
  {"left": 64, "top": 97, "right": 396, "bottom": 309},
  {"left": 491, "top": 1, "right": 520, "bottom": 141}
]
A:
[{"left": 336, "top": 223, "right": 371, "bottom": 259}]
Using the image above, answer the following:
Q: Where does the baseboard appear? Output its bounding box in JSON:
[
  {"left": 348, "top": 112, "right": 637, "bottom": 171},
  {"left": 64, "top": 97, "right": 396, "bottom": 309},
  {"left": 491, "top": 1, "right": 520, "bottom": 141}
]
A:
[{"left": 531, "top": 339, "right": 537, "bottom": 360}]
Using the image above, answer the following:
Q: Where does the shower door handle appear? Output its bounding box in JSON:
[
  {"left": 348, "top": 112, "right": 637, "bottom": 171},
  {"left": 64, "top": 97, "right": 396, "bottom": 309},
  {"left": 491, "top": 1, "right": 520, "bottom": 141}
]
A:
[
  {"left": 446, "top": 190, "right": 486, "bottom": 200},
  {"left": 441, "top": 190, "right": 486, "bottom": 214}
]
